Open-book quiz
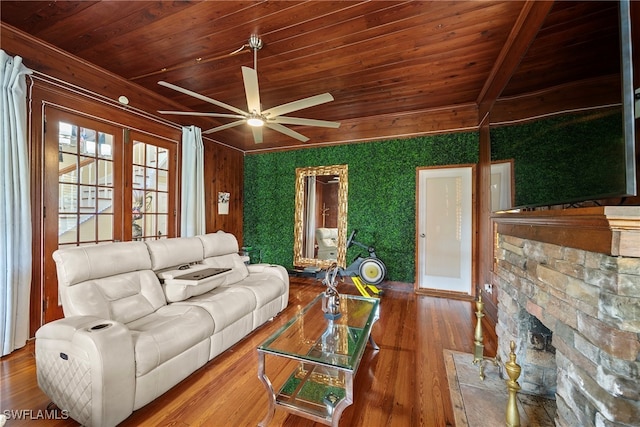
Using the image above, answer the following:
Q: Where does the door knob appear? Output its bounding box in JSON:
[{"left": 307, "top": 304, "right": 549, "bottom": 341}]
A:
[{"left": 420, "top": 233, "right": 426, "bottom": 238}]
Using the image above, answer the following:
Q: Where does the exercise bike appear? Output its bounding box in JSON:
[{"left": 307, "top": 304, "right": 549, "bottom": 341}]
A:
[{"left": 340, "top": 230, "right": 386, "bottom": 297}]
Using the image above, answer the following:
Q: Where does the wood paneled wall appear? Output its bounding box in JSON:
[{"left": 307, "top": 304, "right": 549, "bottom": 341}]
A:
[
  {"left": 204, "top": 141, "right": 244, "bottom": 242},
  {"left": 2, "top": 23, "right": 244, "bottom": 334}
]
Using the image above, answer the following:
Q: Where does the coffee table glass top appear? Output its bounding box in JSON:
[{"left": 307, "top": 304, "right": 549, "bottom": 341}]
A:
[{"left": 259, "top": 293, "right": 380, "bottom": 371}]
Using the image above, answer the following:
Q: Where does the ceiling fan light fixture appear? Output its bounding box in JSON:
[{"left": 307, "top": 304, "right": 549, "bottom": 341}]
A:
[{"left": 247, "top": 115, "right": 265, "bottom": 127}]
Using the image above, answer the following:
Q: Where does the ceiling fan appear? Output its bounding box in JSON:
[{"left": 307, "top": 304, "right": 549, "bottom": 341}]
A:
[{"left": 158, "top": 35, "right": 340, "bottom": 143}]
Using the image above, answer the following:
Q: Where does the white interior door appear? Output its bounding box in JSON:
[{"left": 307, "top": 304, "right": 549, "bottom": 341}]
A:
[{"left": 417, "top": 165, "right": 474, "bottom": 294}]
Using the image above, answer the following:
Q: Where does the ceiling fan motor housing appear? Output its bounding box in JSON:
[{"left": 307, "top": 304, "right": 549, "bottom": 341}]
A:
[{"left": 249, "top": 35, "right": 263, "bottom": 51}]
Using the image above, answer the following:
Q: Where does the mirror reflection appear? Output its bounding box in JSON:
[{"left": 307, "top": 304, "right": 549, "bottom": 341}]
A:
[
  {"left": 294, "top": 165, "right": 348, "bottom": 268},
  {"left": 490, "top": 160, "right": 513, "bottom": 212}
]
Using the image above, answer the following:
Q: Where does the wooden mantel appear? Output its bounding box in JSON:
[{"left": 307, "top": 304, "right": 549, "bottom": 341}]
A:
[{"left": 492, "top": 206, "right": 640, "bottom": 258}]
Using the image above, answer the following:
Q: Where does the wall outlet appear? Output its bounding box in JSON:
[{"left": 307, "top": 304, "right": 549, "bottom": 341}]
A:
[{"left": 484, "top": 283, "right": 493, "bottom": 294}]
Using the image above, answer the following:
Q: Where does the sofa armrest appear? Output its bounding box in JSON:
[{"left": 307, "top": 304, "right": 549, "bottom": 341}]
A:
[
  {"left": 36, "top": 316, "right": 135, "bottom": 427},
  {"left": 247, "top": 263, "right": 289, "bottom": 285},
  {"left": 247, "top": 264, "right": 290, "bottom": 313}
]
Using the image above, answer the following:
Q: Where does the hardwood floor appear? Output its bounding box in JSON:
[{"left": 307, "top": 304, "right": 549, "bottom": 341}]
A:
[{"left": 0, "top": 277, "right": 497, "bottom": 426}]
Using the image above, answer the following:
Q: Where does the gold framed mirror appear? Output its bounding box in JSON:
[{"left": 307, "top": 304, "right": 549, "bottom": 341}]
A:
[{"left": 293, "top": 164, "right": 348, "bottom": 268}]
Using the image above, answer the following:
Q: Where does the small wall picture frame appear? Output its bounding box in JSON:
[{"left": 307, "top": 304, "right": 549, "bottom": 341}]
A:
[{"left": 218, "top": 192, "right": 230, "bottom": 215}]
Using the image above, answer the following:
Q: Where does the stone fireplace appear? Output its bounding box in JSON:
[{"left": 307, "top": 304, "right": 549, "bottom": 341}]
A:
[{"left": 492, "top": 207, "right": 640, "bottom": 427}]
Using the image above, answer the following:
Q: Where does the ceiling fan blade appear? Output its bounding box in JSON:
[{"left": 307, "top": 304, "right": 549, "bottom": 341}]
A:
[
  {"left": 272, "top": 116, "right": 341, "bottom": 128},
  {"left": 251, "top": 126, "right": 263, "bottom": 144},
  {"left": 266, "top": 123, "right": 309, "bottom": 142},
  {"left": 158, "top": 80, "right": 248, "bottom": 116},
  {"left": 158, "top": 111, "right": 246, "bottom": 119},
  {"left": 241, "top": 66, "right": 261, "bottom": 114},
  {"left": 262, "top": 93, "right": 334, "bottom": 118},
  {"left": 202, "top": 120, "right": 245, "bottom": 134}
]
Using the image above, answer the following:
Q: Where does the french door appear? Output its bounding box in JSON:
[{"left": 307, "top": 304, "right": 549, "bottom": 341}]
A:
[
  {"left": 129, "top": 130, "right": 176, "bottom": 241},
  {"left": 41, "top": 108, "right": 176, "bottom": 322},
  {"left": 416, "top": 165, "right": 475, "bottom": 295}
]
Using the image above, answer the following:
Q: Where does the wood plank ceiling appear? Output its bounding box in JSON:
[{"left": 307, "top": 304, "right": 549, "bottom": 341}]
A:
[{"left": 0, "top": 1, "right": 621, "bottom": 152}]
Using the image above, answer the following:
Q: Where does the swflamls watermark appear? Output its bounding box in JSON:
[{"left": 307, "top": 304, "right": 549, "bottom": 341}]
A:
[{"left": 1, "top": 408, "right": 70, "bottom": 421}]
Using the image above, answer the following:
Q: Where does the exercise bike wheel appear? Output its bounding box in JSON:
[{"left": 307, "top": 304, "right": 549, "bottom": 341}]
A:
[{"left": 358, "top": 257, "right": 387, "bottom": 286}]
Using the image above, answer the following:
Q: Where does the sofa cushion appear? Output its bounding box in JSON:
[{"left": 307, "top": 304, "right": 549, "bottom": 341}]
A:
[
  {"left": 198, "top": 231, "right": 249, "bottom": 284},
  {"left": 145, "top": 237, "right": 204, "bottom": 271},
  {"left": 198, "top": 231, "right": 239, "bottom": 257},
  {"left": 127, "top": 304, "right": 214, "bottom": 377},
  {"left": 172, "top": 285, "right": 257, "bottom": 333},
  {"left": 53, "top": 242, "right": 152, "bottom": 287},
  {"left": 53, "top": 243, "right": 167, "bottom": 321},
  {"left": 234, "top": 273, "right": 286, "bottom": 309},
  {"left": 61, "top": 270, "right": 167, "bottom": 322}
]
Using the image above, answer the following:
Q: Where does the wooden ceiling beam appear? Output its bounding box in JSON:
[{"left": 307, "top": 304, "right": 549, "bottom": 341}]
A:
[{"left": 476, "top": 0, "right": 554, "bottom": 125}]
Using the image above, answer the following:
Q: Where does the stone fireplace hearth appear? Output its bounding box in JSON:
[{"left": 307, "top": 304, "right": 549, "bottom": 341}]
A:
[{"left": 492, "top": 207, "right": 640, "bottom": 427}]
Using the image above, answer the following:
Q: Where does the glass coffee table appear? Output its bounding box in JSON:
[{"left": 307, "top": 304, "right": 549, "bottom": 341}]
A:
[{"left": 257, "top": 293, "right": 380, "bottom": 426}]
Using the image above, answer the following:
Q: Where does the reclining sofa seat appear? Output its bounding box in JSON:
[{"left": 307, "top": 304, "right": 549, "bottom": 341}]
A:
[
  {"left": 35, "top": 231, "right": 289, "bottom": 427},
  {"left": 147, "top": 232, "right": 289, "bottom": 359},
  {"left": 196, "top": 232, "right": 289, "bottom": 357},
  {"left": 37, "top": 241, "right": 213, "bottom": 426}
]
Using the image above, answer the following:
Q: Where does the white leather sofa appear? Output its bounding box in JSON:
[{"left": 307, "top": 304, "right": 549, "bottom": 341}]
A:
[{"left": 35, "top": 231, "right": 289, "bottom": 427}]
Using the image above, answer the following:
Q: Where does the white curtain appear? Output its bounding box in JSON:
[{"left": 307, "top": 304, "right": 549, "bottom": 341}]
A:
[
  {"left": 180, "top": 125, "right": 205, "bottom": 237},
  {"left": 1, "top": 50, "right": 33, "bottom": 356}
]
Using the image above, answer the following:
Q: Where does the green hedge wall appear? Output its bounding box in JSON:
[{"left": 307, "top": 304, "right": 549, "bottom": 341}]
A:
[
  {"left": 243, "top": 110, "right": 623, "bottom": 283},
  {"left": 244, "top": 132, "right": 478, "bottom": 283},
  {"left": 491, "top": 110, "right": 625, "bottom": 207}
]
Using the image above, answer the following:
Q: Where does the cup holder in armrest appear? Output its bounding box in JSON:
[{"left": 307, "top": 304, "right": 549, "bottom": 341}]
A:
[{"left": 88, "top": 323, "right": 112, "bottom": 332}]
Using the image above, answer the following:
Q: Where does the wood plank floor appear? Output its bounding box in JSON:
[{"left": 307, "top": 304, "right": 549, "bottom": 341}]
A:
[{"left": 0, "top": 277, "right": 497, "bottom": 426}]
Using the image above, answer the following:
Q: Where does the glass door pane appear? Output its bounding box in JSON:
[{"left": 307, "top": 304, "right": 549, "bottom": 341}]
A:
[
  {"left": 57, "top": 121, "right": 116, "bottom": 248},
  {"left": 131, "top": 136, "right": 175, "bottom": 240}
]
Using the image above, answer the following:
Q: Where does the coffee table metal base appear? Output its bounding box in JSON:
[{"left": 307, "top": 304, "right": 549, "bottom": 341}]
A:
[
  {"left": 258, "top": 354, "right": 358, "bottom": 427},
  {"left": 257, "top": 294, "right": 380, "bottom": 426}
]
